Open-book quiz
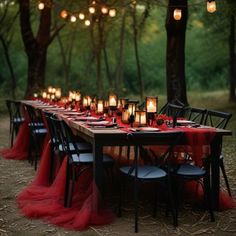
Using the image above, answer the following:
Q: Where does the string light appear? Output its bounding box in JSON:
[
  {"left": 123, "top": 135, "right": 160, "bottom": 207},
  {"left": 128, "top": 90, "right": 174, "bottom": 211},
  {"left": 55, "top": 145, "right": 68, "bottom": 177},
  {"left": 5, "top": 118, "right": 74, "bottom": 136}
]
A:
[
  {"left": 79, "top": 13, "right": 85, "bottom": 20},
  {"left": 173, "top": 8, "right": 182, "bottom": 20},
  {"left": 85, "top": 19, "right": 91, "bottom": 26},
  {"left": 38, "top": 2, "right": 45, "bottom": 10},
  {"left": 89, "top": 6, "right": 96, "bottom": 14},
  {"left": 207, "top": 0, "right": 216, "bottom": 13},
  {"left": 60, "top": 10, "right": 68, "bottom": 19},
  {"left": 109, "top": 8, "right": 116, "bottom": 17},
  {"left": 101, "top": 6, "right": 108, "bottom": 14},
  {"left": 70, "top": 15, "right": 77, "bottom": 22}
]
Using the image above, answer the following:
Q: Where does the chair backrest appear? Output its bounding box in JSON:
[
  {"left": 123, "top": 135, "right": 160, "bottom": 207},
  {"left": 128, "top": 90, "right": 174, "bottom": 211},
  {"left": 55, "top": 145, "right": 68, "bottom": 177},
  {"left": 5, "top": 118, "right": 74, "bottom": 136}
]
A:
[
  {"left": 184, "top": 107, "right": 206, "bottom": 125},
  {"left": 24, "top": 105, "right": 45, "bottom": 129},
  {"left": 44, "top": 111, "right": 58, "bottom": 146},
  {"left": 6, "top": 99, "right": 22, "bottom": 120},
  {"left": 127, "top": 131, "right": 183, "bottom": 167},
  {"left": 159, "top": 103, "right": 185, "bottom": 118},
  {"left": 204, "top": 110, "right": 232, "bottom": 129}
]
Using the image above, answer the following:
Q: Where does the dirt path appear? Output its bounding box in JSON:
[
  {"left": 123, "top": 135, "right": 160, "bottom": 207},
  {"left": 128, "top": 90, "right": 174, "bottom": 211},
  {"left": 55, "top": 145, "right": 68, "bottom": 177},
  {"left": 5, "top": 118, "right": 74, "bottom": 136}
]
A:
[{"left": 0, "top": 116, "right": 236, "bottom": 236}]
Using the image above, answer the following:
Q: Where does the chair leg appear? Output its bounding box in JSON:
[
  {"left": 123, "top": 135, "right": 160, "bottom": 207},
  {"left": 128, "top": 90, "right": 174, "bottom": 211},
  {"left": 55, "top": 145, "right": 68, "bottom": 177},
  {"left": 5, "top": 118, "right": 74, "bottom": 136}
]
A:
[
  {"left": 64, "top": 160, "right": 71, "bottom": 207},
  {"left": 134, "top": 178, "right": 138, "bottom": 233},
  {"left": 220, "top": 159, "right": 232, "bottom": 197}
]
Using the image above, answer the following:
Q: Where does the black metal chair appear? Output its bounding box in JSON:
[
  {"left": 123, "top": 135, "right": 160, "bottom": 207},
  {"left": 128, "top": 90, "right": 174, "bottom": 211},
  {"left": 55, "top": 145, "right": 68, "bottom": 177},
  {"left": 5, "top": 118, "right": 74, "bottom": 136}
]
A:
[
  {"left": 51, "top": 117, "right": 114, "bottom": 208},
  {"left": 118, "top": 131, "right": 183, "bottom": 232},
  {"left": 159, "top": 103, "right": 185, "bottom": 118},
  {"left": 24, "top": 104, "right": 47, "bottom": 170},
  {"left": 204, "top": 109, "right": 232, "bottom": 197},
  {"left": 6, "top": 100, "right": 25, "bottom": 147},
  {"left": 44, "top": 112, "right": 92, "bottom": 183},
  {"left": 184, "top": 107, "right": 207, "bottom": 125}
]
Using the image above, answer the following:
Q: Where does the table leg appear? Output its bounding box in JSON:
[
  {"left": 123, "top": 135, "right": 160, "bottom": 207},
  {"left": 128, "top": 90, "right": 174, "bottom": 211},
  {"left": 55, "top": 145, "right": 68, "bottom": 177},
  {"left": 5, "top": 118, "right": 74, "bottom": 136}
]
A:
[{"left": 210, "top": 134, "right": 222, "bottom": 210}]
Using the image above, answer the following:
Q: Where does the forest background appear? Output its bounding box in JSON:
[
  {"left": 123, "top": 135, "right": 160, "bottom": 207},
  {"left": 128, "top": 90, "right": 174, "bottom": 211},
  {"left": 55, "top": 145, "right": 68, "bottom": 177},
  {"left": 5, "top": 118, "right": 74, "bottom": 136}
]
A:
[{"left": 0, "top": 0, "right": 235, "bottom": 111}]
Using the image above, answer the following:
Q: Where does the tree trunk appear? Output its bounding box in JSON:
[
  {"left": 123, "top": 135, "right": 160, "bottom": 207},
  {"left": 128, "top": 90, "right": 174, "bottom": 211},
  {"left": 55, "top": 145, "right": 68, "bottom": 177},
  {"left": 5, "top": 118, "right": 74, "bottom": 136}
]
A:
[
  {"left": 229, "top": 14, "right": 236, "bottom": 101},
  {"left": 165, "top": 0, "right": 188, "bottom": 105},
  {"left": 19, "top": 0, "right": 51, "bottom": 98},
  {"left": 132, "top": 6, "right": 144, "bottom": 102}
]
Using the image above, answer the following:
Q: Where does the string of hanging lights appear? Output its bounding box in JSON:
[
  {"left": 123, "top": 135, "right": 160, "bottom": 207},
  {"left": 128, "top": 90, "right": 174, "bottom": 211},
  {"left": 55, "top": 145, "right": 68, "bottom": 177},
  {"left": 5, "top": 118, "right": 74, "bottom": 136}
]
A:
[{"left": 36, "top": 0, "right": 217, "bottom": 24}]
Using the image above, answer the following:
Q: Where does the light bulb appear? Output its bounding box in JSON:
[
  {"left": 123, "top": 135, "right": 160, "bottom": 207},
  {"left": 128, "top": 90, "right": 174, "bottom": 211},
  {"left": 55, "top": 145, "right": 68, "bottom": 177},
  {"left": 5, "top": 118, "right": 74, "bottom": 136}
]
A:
[
  {"left": 101, "top": 6, "right": 108, "bottom": 14},
  {"left": 173, "top": 8, "right": 182, "bottom": 21},
  {"left": 60, "top": 10, "right": 68, "bottom": 19},
  {"left": 70, "top": 15, "right": 77, "bottom": 22},
  {"left": 38, "top": 2, "right": 44, "bottom": 10},
  {"left": 85, "top": 19, "right": 91, "bottom": 26},
  {"left": 79, "top": 13, "right": 85, "bottom": 20},
  {"left": 207, "top": 1, "right": 216, "bottom": 13},
  {"left": 89, "top": 6, "right": 95, "bottom": 14},
  {"left": 109, "top": 8, "right": 116, "bottom": 17}
]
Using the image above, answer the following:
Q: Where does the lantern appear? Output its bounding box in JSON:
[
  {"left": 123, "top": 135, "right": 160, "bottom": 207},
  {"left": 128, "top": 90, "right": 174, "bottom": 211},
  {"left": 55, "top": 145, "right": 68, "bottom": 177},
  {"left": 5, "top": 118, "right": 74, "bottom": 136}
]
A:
[
  {"left": 173, "top": 9, "right": 182, "bottom": 21},
  {"left": 109, "top": 8, "right": 116, "bottom": 17},
  {"left": 75, "top": 92, "right": 81, "bottom": 102},
  {"left": 146, "top": 96, "right": 158, "bottom": 125},
  {"left": 55, "top": 88, "right": 61, "bottom": 99},
  {"left": 108, "top": 94, "right": 118, "bottom": 108},
  {"left": 121, "top": 109, "right": 129, "bottom": 124},
  {"left": 42, "top": 92, "right": 47, "bottom": 99},
  {"left": 135, "top": 111, "right": 147, "bottom": 126},
  {"left": 48, "top": 86, "right": 53, "bottom": 94},
  {"left": 207, "top": 1, "right": 216, "bottom": 13},
  {"left": 97, "top": 99, "right": 104, "bottom": 113}
]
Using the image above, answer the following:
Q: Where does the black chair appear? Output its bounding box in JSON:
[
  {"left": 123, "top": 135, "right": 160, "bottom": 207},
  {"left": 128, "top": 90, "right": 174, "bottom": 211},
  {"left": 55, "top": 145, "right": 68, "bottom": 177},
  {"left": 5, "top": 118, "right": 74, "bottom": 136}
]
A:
[
  {"left": 118, "top": 131, "right": 183, "bottom": 232},
  {"left": 51, "top": 117, "right": 114, "bottom": 208},
  {"left": 204, "top": 109, "right": 232, "bottom": 197},
  {"left": 159, "top": 103, "right": 185, "bottom": 119},
  {"left": 24, "top": 104, "right": 47, "bottom": 170},
  {"left": 6, "top": 100, "right": 25, "bottom": 147},
  {"left": 44, "top": 112, "right": 92, "bottom": 183},
  {"left": 184, "top": 107, "right": 206, "bottom": 125}
]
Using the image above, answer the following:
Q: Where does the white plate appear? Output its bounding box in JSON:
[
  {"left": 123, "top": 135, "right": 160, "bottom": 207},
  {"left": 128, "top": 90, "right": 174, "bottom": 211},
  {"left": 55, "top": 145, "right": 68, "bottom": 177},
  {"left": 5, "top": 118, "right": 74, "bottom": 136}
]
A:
[
  {"left": 136, "top": 127, "right": 160, "bottom": 132},
  {"left": 177, "top": 120, "right": 195, "bottom": 124},
  {"left": 75, "top": 116, "right": 100, "bottom": 121},
  {"left": 86, "top": 121, "right": 110, "bottom": 126}
]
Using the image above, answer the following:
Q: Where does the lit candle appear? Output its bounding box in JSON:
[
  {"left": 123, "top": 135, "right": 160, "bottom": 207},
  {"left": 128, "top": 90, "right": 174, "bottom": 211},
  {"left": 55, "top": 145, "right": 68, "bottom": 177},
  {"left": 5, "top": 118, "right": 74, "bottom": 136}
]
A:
[
  {"left": 42, "top": 92, "right": 47, "bottom": 99},
  {"left": 135, "top": 111, "right": 147, "bottom": 126},
  {"left": 97, "top": 100, "right": 104, "bottom": 113},
  {"left": 75, "top": 93, "right": 81, "bottom": 102},
  {"left": 60, "top": 10, "right": 68, "bottom": 19},
  {"left": 109, "top": 8, "right": 116, "bottom": 17},
  {"left": 55, "top": 88, "right": 61, "bottom": 99},
  {"left": 48, "top": 86, "right": 52, "bottom": 93},
  {"left": 146, "top": 97, "right": 157, "bottom": 113},
  {"left": 38, "top": 2, "right": 44, "bottom": 10},
  {"left": 122, "top": 109, "right": 129, "bottom": 123}
]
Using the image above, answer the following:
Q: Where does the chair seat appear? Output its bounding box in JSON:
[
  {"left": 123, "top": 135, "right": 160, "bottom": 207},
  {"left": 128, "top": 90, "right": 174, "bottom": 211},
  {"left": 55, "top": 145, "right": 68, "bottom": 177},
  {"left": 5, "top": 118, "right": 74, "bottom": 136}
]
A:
[
  {"left": 32, "top": 128, "right": 47, "bottom": 135},
  {"left": 172, "top": 164, "right": 206, "bottom": 178},
  {"left": 12, "top": 117, "right": 24, "bottom": 123},
  {"left": 71, "top": 153, "right": 113, "bottom": 164},
  {"left": 58, "top": 142, "right": 92, "bottom": 153},
  {"left": 120, "top": 165, "right": 167, "bottom": 180}
]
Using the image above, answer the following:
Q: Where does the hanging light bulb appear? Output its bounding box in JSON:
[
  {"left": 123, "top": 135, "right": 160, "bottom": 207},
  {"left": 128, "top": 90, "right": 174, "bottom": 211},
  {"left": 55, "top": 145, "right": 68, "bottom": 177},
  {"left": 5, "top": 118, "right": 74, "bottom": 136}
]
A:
[
  {"left": 79, "top": 13, "right": 85, "bottom": 20},
  {"left": 173, "top": 8, "right": 182, "bottom": 20},
  {"left": 207, "top": 1, "right": 216, "bottom": 13},
  {"left": 60, "top": 10, "right": 68, "bottom": 19},
  {"left": 38, "top": 2, "right": 45, "bottom": 10},
  {"left": 89, "top": 6, "right": 96, "bottom": 14},
  {"left": 70, "top": 15, "right": 77, "bottom": 22},
  {"left": 101, "top": 6, "right": 108, "bottom": 14},
  {"left": 85, "top": 19, "right": 91, "bottom": 26},
  {"left": 109, "top": 8, "right": 116, "bottom": 17}
]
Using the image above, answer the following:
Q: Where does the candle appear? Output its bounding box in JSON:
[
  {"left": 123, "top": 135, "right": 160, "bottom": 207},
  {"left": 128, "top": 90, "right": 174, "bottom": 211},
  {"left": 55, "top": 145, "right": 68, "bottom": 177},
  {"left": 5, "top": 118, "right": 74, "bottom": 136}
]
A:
[
  {"left": 55, "top": 88, "right": 61, "bottom": 99},
  {"left": 42, "top": 92, "right": 47, "bottom": 99},
  {"left": 109, "top": 94, "right": 117, "bottom": 107},
  {"left": 135, "top": 111, "right": 146, "bottom": 126},
  {"left": 97, "top": 100, "right": 104, "bottom": 113},
  {"left": 122, "top": 109, "right": 129, "bottom": 123},
  {"left": 146, "top": 97, "right": 157, "bottom": 113}
]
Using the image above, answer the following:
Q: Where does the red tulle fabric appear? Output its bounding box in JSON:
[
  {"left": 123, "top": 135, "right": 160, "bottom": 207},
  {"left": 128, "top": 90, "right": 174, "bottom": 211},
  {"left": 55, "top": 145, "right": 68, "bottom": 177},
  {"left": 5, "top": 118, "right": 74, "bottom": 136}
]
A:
[
  {"left": 17, "top": 156, "right": 114, "bottom": 230},
  {"left": 0, "top": 120, "right": 30, "bottom": 160}
]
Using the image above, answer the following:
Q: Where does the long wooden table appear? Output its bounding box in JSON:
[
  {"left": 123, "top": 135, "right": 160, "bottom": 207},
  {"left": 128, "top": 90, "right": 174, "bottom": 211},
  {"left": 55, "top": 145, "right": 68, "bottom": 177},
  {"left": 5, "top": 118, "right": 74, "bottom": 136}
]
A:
[{"left": 22, "top": 100, "right": 232, "bottom": 210}]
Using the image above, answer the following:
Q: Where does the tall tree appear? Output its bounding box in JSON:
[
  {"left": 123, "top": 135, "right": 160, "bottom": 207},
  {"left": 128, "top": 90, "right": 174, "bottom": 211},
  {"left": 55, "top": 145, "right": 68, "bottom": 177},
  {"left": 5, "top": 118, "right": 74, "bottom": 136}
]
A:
[
  {"left": 19, "top": 0, "right": 64, "bottom": 98},
  {"left": 165, "top": 0, "right": 188, "bottom": 105}
]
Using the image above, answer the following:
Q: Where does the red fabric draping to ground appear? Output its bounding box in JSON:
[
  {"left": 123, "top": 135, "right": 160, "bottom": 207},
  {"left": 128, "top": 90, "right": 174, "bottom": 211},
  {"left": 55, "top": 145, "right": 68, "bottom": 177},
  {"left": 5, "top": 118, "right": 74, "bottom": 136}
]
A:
[
  {"left": 17, "top": 156, "right": 114, "bottom": 230},
  {"left": 0, "top": 120, "right": 30, "bottom": 160}
]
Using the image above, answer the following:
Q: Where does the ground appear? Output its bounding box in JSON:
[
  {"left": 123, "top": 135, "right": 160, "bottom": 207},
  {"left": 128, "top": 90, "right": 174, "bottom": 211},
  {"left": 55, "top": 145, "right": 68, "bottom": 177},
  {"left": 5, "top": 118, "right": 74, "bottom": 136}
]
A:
[{"left": 0, "top": 116, "right": 236, "bottom": 236}]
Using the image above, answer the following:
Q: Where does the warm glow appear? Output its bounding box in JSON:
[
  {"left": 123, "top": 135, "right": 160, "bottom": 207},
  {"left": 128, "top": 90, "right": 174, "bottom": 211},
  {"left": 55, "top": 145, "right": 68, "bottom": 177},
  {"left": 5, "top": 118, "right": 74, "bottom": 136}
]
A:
[
  {"left": 173, "top": 9, "right": 182, "bottom": 21},
  {"left": 52, "top": 87, "right": 56, "bottom": 94},
  {"left": 146, "top": 97, "right": 157, "bottom": 113},
  {"left": 109, "top": 94, "right": 117, "bottom": 107},
  {"left": 38, "top": 2, "right": 44, "bottom": 10},
  {"left": 48, "top": 86, "right": 52, "bottom": 93},
  {"left": 101, "top": 6, "right": 108, "bottom": 14},
  {"left": 42, "top": 92, "right": 47, "bottom": 99},
  {"left": 122, "top": 109, "right": 129, "bottom": 123},
  {"left": 33, "top": 93, "right": 38, "bottom": 98},
  {"left": 70, "top": 15, "right": 77, "bottom": 22},
  {"left": 83, "top": 96, "right": 92, "bottom": 107},
  {"left": 207, "top": 1, "right": 216, "bottom": 13},
  {"left": 97, "top": 100, "right": 104, "bottom": 113},
  {"left": 135, "top": 111, "right": 146, "bottom": 125},
  {"left": 60, "top": 10, "right": 68, "bottom": 19},
  {"left": 51, "top": 94, "right": 55, "bottom": 100},
  {"left": 128, "top": 104, "right": 136, "bottom": 116},
  {"left": 89, "top": 6, "right": 96, "bottom": 14},
  {"left": 75, "top": 92, "right": 81, "bottom": 102},
  {"left": 85, "top": 19, "right": 91, "bottom": 26},
  {"left": 109, "top": 8, "right": 116, "bottom": 17},
  {"left": 55, "top": 88, "right": 61, "bottom": 99},
  {"left": 79, "top": 13, "right": 85, "bottom": 20}
]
